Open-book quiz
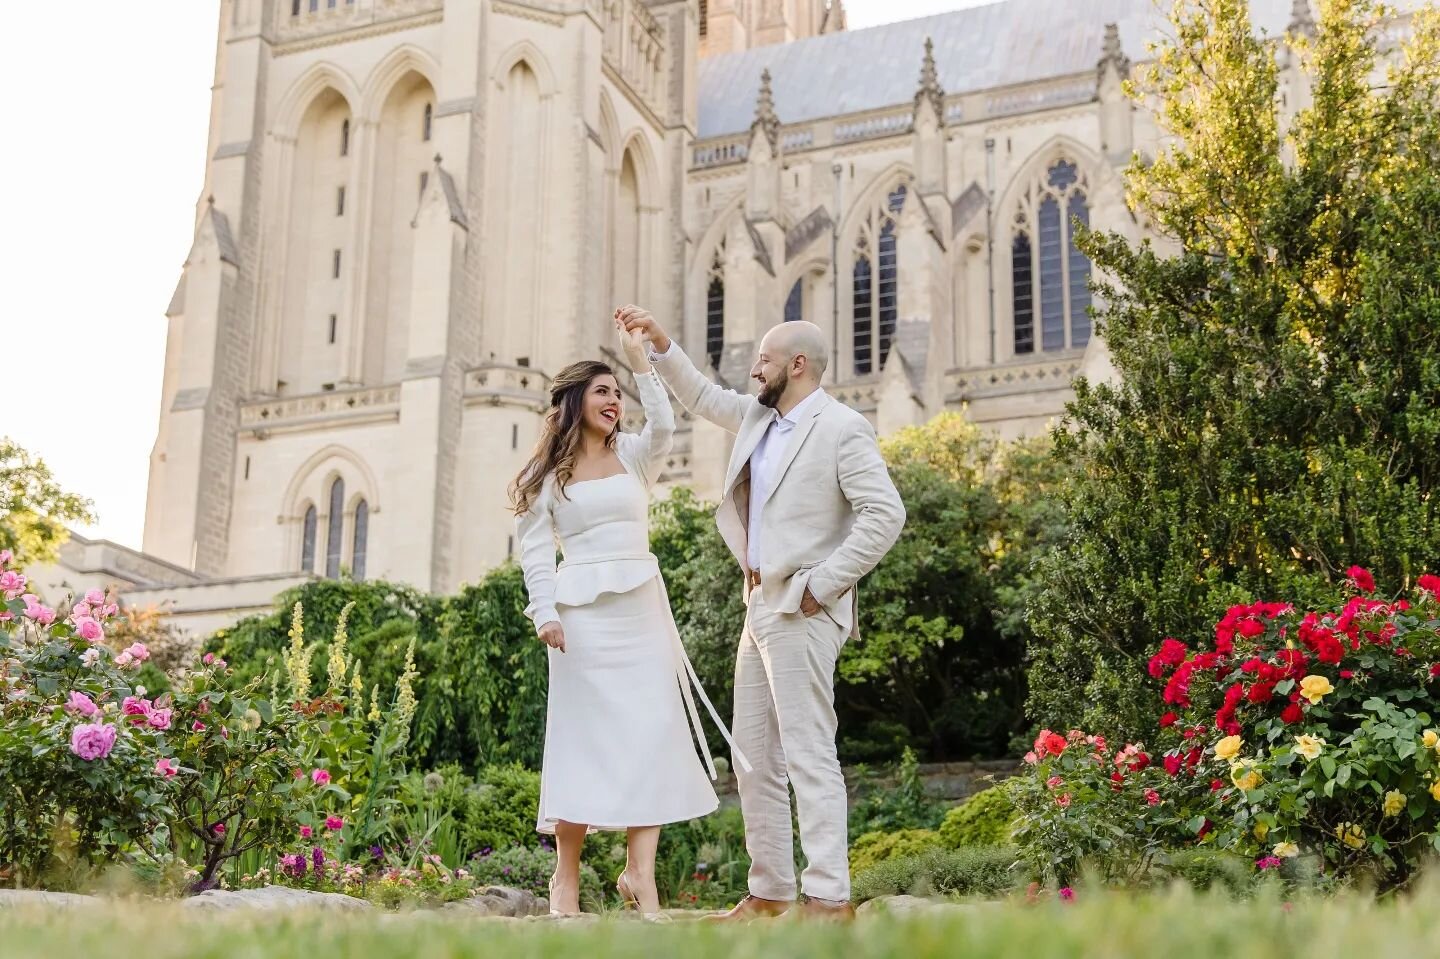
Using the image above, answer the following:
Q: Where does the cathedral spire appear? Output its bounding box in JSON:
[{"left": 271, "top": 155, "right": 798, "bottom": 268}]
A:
[
  {"left": 913, "top": 37, "right": 945, "bottom": 121},
  {"left": 1287, "top": 0, "right": 1317, "bottom": 37},
  {"left": 750, "top": 69, "right": 780, "bottom": 154},
  {"left": 1096, "top": 22, "right": 1131, "bottom": 83}
]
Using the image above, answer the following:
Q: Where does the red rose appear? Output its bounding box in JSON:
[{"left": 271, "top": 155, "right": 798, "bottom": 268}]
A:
[
  {"left": 1163, "top": 753, "right": 1182, "bottom": 776},
  {"left": 1247, "top": 681, "right": 1275, "bottom": 704},
  {"left": 1339, "top": 670, "right": 1354, "bottom": 679},
  {"left": 1210, "top": 779, "right": 1225, "bottom": 792},
  {"left": 1281, "top": 703, "right": 1304, "bottom": 724},
  {"left": 1346, "top": 566, "right": 1376, "bottom": 594},
  {"left": 1417, "top": 573, "right": 1440, "bottom": 597},
  {"left": 1224, "top": 721, "right": 1241, "bottom": 736},
  {"left": 1429, "top": 663, "right": 1440, "bottom": 679},
  {"left": 1128, "top": 752, "right": 1151, "bottom": 772},
  {"left": 1159, "top": 712, "right": 1178, "bottom": 727}
]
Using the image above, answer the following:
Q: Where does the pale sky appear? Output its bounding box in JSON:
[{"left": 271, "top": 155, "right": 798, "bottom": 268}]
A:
[{"left": 1, "top": 0, "right": 988, "bottom": 551}]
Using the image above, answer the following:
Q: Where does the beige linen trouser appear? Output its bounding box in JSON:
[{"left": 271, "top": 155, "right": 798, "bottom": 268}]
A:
[{"left": 732, "top": 587, "right": 850, "bottom": 903}]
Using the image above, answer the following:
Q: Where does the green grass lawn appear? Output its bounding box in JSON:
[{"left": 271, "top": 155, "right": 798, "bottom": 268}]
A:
[{"left": 6, "top": 884, "right": 1440, "bottom": 959}]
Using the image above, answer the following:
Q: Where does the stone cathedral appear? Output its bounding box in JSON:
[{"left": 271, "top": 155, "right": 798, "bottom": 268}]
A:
[{"left": 41, "top": 0, "right": 1363, "bottom": 633}]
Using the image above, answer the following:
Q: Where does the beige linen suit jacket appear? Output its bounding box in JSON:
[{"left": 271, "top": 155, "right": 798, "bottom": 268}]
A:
[{"left": 653, "top": 343, "right": 905, "bottom": 636}]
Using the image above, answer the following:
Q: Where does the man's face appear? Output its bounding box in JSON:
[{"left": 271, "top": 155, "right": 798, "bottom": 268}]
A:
[{"left": 752, "top": 343, "right": 792, "bottom": 409}]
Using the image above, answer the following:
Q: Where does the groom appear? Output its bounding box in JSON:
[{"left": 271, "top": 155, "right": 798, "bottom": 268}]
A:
[{"left": 617, "top": 306, "right": 905, "bottom": 921}]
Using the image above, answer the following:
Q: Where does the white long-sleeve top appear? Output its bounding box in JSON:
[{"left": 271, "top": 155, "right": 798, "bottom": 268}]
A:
[{"left": 514, "top": 369, "right": 674, "bottom": 633}]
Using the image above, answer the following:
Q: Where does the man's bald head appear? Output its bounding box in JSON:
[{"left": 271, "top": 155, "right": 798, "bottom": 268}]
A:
[{"left": 760, "top": 321, "right": 829, "bottom": 380}]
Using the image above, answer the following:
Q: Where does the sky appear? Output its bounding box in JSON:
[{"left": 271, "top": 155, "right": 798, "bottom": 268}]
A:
[{"left": 0, "top": 0, "right": 989, "bottom": 552}]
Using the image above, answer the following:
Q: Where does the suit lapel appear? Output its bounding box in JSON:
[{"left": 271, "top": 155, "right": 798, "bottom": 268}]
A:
[
  {"left": 755, "top": 391, "right": 830, "bottom": 512},
  {"left": 724, "top": 412, "right": 771, "bottom": 500}
]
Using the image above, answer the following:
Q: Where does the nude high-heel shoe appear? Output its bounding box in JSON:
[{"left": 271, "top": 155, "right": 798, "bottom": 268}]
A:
[{"left": 616, "top": 872, "right": 671, "bottom": 923}]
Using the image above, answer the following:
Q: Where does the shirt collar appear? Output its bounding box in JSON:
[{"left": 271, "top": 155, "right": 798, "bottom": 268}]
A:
[{"left": 772, "top": 387, "right": 827, "bottom": 427}]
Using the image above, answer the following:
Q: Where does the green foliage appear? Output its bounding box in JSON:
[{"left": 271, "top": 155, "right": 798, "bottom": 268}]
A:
[
  {"left": 848, "top": 747, "right": 947, "bottom": 842},
  {"left": 1028, "top": 0, "right": 1440, "bottom": 742},
  {"left": 938, "top": 786, "right": 1016, "bottom": 849},
  {"left": 1158, "top": 849, "right": 1257, "bottom": 895},
  {"left": 654, "top": 805, "right": 753, "bottom": 909},
  {"left": 465, "top": 844, "right": 602, "bottom": 906},
  {"left": 850, "top": 845, "right": 1023, "bottom": 903},
  {"left": 848, "top": 828, "right": 943, "bottom": 874},
  {"left": 456, "top": 763, "right": 541, "bottom": 858},
  {"left": 0, "top": 438, "right": 96, "bottom": 567}
]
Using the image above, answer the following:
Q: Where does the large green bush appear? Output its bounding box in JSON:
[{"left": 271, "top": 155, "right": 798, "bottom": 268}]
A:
[
  {"left": 849, "top": 828, "right": 943, "bottom": 874},
  {"left": 1027, "top": 0, "right": 1440, "bottom": 743}
]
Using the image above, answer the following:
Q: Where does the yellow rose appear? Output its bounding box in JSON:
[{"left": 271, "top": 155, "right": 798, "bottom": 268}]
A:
[
  {"left": 1335, "top": 822, "right": 1366, "bottom": 850},
  {"left": 1293, "top": 734, "right": 1325, "bottom": 761},
  {"left": 1430, "top": 780, "right": 1440, "bottom": 802},
  {"left": 1214, "top": 735, "right": 1243, "bottom": 761},
  {"left": 1299, "top": 675, "right": 1335, "bottom": 705},
  {"left": 1253, "top": 821, "right": 1270, "bottom": 841},
  {"left": 1230, "top": 760, "right": 1263, "bottom": 791},
  {"left": 1383, "top": 790, "right": 1407, "bottom": 817},
  {"left": 1423, "top": 729, "right": 1439, "bottom": 750},
  {"left": 1272, "top": 841, "right": 1300, "bottom": 858}
]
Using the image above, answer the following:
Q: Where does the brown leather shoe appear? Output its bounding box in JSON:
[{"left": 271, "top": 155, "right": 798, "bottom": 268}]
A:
[
  {"left": 798, "top": 897, "right": 857, "bottom": 922},
  {"left": 701, "top": 894, "right": 793, "bottom": 923}
]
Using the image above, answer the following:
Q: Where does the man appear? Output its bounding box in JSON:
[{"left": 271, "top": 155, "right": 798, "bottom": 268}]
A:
[{"left": 616, "top": 305, "right": 905, "bottom": 921}]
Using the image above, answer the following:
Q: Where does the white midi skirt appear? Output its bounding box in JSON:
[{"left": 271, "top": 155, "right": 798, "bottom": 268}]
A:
[{"left": 536, "top": 577, "right": 721, "bottom": 833}]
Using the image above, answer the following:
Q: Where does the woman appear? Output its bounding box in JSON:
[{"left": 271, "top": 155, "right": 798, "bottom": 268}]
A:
[{"left": 509, "top": 312, "right": 743, "bottom": 918}]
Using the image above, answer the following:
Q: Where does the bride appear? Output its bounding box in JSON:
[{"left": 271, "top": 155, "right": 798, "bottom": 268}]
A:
[{"left": 508, "top": 311, "right": 743, "bottom": 918}]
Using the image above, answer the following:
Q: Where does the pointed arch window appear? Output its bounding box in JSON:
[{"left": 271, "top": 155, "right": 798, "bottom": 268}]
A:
[
  {"left": 325, "top": 477, "right": 345, "bottom": 579},
  {"left": 784, "top": 279, "right": 803, "bottom": 324},
  {"left": 1011, "top": 159, "right": 1092, "bottom": 354},
  {"left": 423, "top": 103, "right": 433, "bottom": 141},
  {"left": 705, "top": 240, "right": 725, "bottom": 370},
  {"left": 352, "top": 499, "right": 369, "bottom": 581},
  {"left": 300, "top": 505, "right": 318, "bottom": 573},
  {"left": 851, "top": 184, "right": 906, "bottom": 375},
  {"left": 340, "top": 119, "right": 350, "bottom": 157}
]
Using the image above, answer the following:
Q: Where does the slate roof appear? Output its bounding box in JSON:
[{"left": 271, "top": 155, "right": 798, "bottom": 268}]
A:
[{"left": 695, "top": 0, "right": 1423, "bottom": 138}]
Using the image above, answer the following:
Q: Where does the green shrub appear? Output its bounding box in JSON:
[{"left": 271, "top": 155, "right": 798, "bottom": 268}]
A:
[
  {"left": 851, "top": 846, "right": 1022, "bottom": 903},
  {"left": 938, "top": 786, "right": 1016, "bottom": 848},
  {"left": 458, "top": 763, "right": 540, "bottom": 858},
  {"left": 1156, "top": 849, "right": 1256, "bottom": 895},
  {"left": 849, "top": 829, "right": 943, "bottom": 874}
]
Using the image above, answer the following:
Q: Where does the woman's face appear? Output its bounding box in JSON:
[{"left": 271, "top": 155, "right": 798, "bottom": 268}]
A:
[{"left": 579, "top": 374, "right": 623, "bottom": 438}]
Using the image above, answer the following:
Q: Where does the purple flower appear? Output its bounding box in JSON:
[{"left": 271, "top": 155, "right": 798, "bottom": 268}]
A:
[
  {"left": 369, "top": 845, "right": 384, "bottom": 860},
  {"left": 312, "top": 847, "right": 326, "bottom": 869},
  {"left": 280, "top": 853, "right": 308, "bottom": 878},
  {"left": 502, "top": 866, "right": 512, "bottom": 875}
]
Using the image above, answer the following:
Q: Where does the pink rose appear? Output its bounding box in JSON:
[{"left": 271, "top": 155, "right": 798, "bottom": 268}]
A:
[
  {"left": 102, "top": 603, "right": 118, "bottom": 618},
  {"left": 0, "top": 570, "right": 27, "bottom": 597},
  {"left": 192, "top": 720, "right": 206, "bottom": 732},
  {"left": 75, "top": 617, "right": 104, "bottom": 643},
  {"left": 114, "top": 652, "right": 134, "bottom": 668},
  {"left": 324, "top": 816, "right": 344, "bottom": 831},
  {"left": 202, "top": 653, "right": 215, "bottom": 665},
  {"left": 125, "top": 643, "right": 150, "bottom": 662},
  {"left": 155, "top": 757, "right": 179, "bottom": 778},
  {"left": 147, "top": 708, "right": 173, "bottom": 731},
  {"left": 65, "top": 691, "right": 100, "bottom": 717},
  {"left": 1056, "top": 793, "right": 1072, "bottom": 808},
  {"left": 300, "top": 825, "right": 314, "bottom": 839},
  {"left": 84, "top": 588, "right": 106, "bottom": 606},
  {"left": 1023, "top": 751, "right": 1039, "bottom": 765},
  {"left": 311, "top": 769, "right": 331, "bottom": 786},
  {"left": 212, "top": 823, "right": 226, "bottom": 836},
  {"left": 29, "top": 605, "right": 56, "bottom": 626},
  {"left": 1046, "top": 776, "right": 1064, "bottom": 789},
  {"left": 122, "top": 696, "right": 152, "bottom": 716},
  {"left": 70, "top": 722, "right": 118, "bottom": 761},
  {"left": 71, "top": 601, "right": 91, "bottom": 619}
]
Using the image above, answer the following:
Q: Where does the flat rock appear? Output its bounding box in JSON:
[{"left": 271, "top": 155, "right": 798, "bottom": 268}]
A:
[
  {"left": 857, "top": 894, "right": 971, "bottom": 917},
  {"left": 181, "top": 885, "right": 372, "bottom": 912},
  {"left": 441, "top": 885, "right": 547, "bottom": 918},
  {"left": 0, "top": 890, "right": 101, "bottom": 909}
]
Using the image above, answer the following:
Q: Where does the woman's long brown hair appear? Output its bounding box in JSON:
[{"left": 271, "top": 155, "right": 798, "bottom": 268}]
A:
[{"left": 508, "top": 360, "right": 619, "bottom": 516}]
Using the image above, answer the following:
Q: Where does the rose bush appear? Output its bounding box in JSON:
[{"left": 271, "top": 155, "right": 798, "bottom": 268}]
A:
[{"left": 1142, "top": 569, "right": 1440, "bottom": 889}]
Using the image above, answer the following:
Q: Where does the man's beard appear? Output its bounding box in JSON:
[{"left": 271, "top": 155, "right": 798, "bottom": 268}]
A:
[{"left": 757, "top": 366, "right": 788, "bottom": 408}]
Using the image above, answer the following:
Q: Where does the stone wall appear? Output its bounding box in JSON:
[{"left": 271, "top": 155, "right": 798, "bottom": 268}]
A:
[{"left": 715, "top": 758, "right": 1021, "bottom": 809}]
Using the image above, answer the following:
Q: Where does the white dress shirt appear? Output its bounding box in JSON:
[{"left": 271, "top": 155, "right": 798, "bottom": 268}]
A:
[{"left": 746, "top": 386, "right": 827, "bottom": 571}]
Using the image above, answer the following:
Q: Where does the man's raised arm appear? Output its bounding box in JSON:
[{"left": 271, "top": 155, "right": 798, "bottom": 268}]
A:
[{"left": 615, "top": 305, "right": 753, "bottom": 435}]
